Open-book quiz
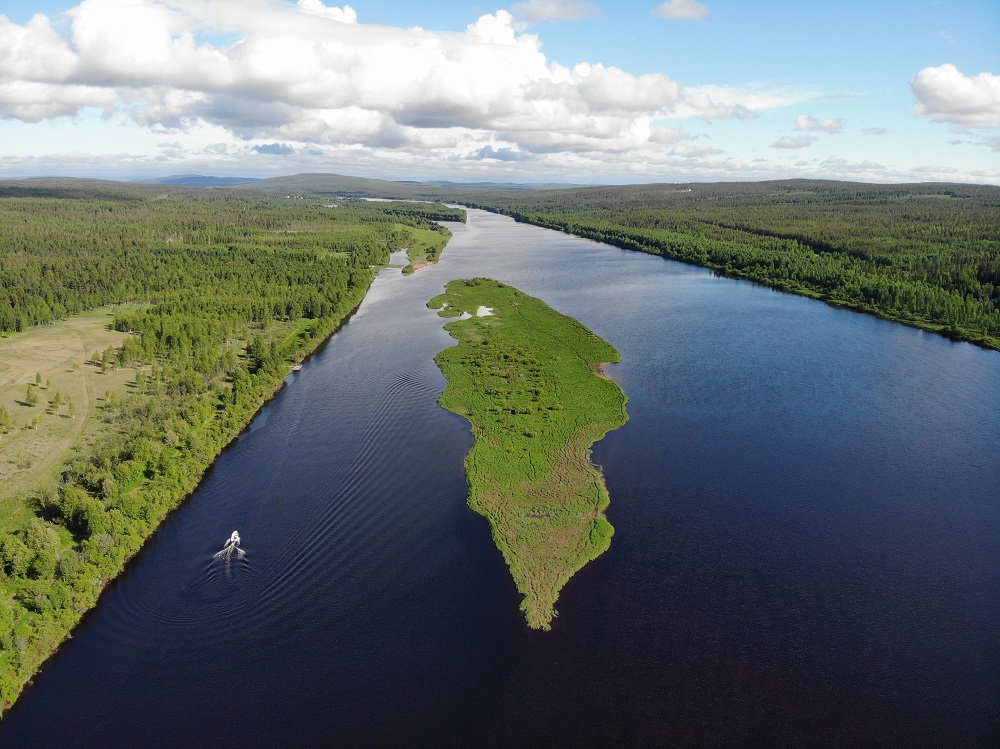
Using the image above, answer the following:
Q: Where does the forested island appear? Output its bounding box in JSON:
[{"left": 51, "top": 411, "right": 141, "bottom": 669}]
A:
[
  {"left": 0, "top": 179, "right": 461, "bottom": 710},
  {"left": 429, "top": 279, "right": 628, "bottom": 629}
]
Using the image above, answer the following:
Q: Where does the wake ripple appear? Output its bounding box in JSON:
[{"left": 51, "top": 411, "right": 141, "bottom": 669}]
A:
[{"left": 251, "top": 367, "right": 444, "bottom": 608}]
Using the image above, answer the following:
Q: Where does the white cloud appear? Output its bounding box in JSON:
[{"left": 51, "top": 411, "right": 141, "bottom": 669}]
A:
[
  {"left": 911, "top": 64, "right": 1000, "bottom": 128},
  {"left": 913, "top": 164, "right": 959, "bottom": 174},
  {"left": 296, "top": 0, "right": 357, "bottom": 23},
  {"left": 819, "top": 155, "right": 887, "bottom": 178},
  {"left": 0, "top": 14, "right": 77, "bottom": 81},
  {"left": 680, "top": 91, "right": 756, "bottom": 121},
  {"left": 0, "top": 1, "right": 989, "bottom": 184},
  {"left": 651, "top": 0, "right": 709, "bottom": 21},
  {"left": 672, "top": 144, "right": 722, "bottom": 157},
  {"left": 0, "top": 2, "right": 685, "bottom": 158},
  {"left": 693, "top": 83, "right": 820, "bottom": 111},
  {"left": 648, "top": 126, "right": 690, "bottom": 144},
  {"left": 794, "top": 114, "right": 842, "bottom": 133},
  {"left": 511, "top": 0, "right": 600, "bottom": 26},
  {"left": 0, "top": 80, "right": 117, "bottom": 121},
  {"left": 863, "top": 127, "right": 887, "bottom": 135},
  {"left": 665, "top": 83, "right": 819, "bottom": 121},
  {"left": 772, "top": 136, "right": 814, "bottom": 149}
]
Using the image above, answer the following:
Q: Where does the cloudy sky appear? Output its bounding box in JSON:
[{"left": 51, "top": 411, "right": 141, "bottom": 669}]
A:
[{"left": 1, "top": 0, "right": 998, "bottom": 184}]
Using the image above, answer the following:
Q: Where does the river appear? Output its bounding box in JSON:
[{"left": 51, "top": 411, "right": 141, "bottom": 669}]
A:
[{"left": 1, "top": 209, "right": 997, "bottom": 748}]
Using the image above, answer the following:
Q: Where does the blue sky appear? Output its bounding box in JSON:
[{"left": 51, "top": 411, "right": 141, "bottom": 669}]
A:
[{"left": 0, "top": 0, "right": 997, "bottom": 183}]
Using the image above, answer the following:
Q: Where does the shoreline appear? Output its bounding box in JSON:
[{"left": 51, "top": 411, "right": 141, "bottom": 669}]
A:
[
  {"left": 0, "top": 276, "right": 378, "bottom": 714},
  {"left": 460, "top": 205, "right": 1000, "bottom": 354}
]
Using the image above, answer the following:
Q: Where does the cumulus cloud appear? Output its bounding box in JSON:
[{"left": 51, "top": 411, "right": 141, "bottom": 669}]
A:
[
  {"left": 648, "top": 126, "right": 690, "bottom": 144},
  {"left": 772, "top": 136, "right": 814, "bottom": 149},
  {"left": 0, "top": 1, "right": 688, "bottom": 159},
  {"left": 651, "top": 0, "right": 709, "bottom": 21},
  {"left": 296, "top": 0, "right": 357, "bottom": 23},
  {"left": 511, "top": 0, "right": 600, "bottom": 26},
  {"left": 911, "top": 64, "right": 1000, "bottom": 128},
  {"left": 794, "top": 114, "right": 842, "bottom": 133}
]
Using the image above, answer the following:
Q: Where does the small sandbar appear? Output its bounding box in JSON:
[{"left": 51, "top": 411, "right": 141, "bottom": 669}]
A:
[{"left": 476, "top": 306, "right": 494, "bottom": 317}]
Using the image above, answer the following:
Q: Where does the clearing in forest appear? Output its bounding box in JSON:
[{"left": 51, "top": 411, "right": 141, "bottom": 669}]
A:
[{"left": 0, "top": 308, "right": 134, "bottom": 532}]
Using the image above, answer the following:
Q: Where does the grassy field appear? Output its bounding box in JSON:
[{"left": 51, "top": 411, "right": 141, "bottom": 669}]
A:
[
  {"left": 0, "top": 309, "right": 136, "bottom": 532},
  {"left": 429, "top": 279, "right": 628, "bottom": 629},
  {"left": 396, "top": 223, "right": 451, "bottom": 274}
]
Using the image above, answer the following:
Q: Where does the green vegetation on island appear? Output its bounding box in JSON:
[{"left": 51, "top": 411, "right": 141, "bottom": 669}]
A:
[
  {"left": 0, "top": 180, "right": 463, "bottom": 712},
  {"left": 396, "top": 222, "right": 453, "bottom": 274},
  {"left": 429, "top": 279, "right": 627, "bottom": 629}
]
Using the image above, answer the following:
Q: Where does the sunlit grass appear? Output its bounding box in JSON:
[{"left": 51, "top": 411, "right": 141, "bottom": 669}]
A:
[
  {"left": 397, "top": 223, "right": 451, "bottom": 274},
  {"left": 430, "top": 278, "right": 627, "bottom": 629}
]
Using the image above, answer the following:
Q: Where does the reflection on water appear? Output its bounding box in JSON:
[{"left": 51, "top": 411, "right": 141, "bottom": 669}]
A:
[{"left": 2, "top": 210, "right": 998, "bottom": 749}]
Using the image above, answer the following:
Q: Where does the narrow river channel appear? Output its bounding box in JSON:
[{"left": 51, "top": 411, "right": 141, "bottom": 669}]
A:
[{"left": 2, "top": 209, "right": 997, "bottom": 748}]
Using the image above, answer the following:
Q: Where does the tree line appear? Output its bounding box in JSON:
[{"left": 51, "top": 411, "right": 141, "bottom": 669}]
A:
[{"left": 459, "top": 180, "right": 1000, "bottom": 350}]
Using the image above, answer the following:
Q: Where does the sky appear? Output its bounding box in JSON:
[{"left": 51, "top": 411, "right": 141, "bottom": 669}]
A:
[{"left": 0, "top": 0, "right": 998, "bottom": 184}]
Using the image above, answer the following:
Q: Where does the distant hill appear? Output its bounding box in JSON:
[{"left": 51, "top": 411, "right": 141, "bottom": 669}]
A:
[
  {"left": 238, "top": 173, "right": 426, "bottom": 199},
  {"left": 236, "top": 173, "right": 584, "bottom": 200},
  {"left": 139, "top": 175, "right": 261, "bottom": 187},
  {"left": 424, "top": 180, "right": 585, "bottom": 190},
  {"left": 0, "top": 177, "right": 189, "bottom": 200}
]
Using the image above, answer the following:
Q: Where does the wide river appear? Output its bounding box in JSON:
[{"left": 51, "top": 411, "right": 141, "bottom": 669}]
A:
[{"left": 2, "top": 209, "right": 998, "bottom": 748}]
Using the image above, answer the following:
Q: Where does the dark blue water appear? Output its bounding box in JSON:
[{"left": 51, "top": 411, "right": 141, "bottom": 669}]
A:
[{"left": 2, "top": 210, "right": 997, "bottom": 748}]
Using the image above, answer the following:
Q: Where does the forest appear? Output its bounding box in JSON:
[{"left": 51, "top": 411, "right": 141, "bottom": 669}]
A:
[
  {"left": 0, "top": 180, "right": 462, "bottom": 709},
  {"left": 456, "top": 180, "right": 1000, "bottom": 350}
]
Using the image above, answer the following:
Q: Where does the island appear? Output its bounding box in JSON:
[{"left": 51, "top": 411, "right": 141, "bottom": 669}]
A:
[
  {"left": 429, "top": 278, "right": 628, "bottom": 629},
  {"left": 397, "top": 222, "right": 452, "bottom": 275}
]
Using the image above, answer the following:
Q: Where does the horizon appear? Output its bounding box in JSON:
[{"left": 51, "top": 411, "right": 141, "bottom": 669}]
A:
[
  {"left": 7, "top": 172, "right": 1000, "bottom": 190},
  {"left": 1, "top": 1, "right": 998, "bottom": 185}
]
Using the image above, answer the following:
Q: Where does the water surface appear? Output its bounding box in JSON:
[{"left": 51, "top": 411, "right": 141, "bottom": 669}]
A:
[{"left": 2, "top": 210, "right": 997, "bottom": 748}]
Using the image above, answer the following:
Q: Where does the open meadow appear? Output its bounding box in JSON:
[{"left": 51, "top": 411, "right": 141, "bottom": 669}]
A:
[{"left": 0, "top": 309, "right": 134, "bottom": 532}]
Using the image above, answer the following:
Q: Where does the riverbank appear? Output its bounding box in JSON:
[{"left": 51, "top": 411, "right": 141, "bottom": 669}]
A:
[
  {"left": 397, "top": 223, "right": 452, "bottom": 275},
  {"left": 457, "top": 182, "right": 1000, "bottom": 353},
  {"left": 429, "top": 278, "right": 628, "bottom": 629},
  {"left": 0, "top": 186, "right": 433, "bottom": 713},
  {"left": 0, "top": 283, "right": 377, "bottom": 712}
]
